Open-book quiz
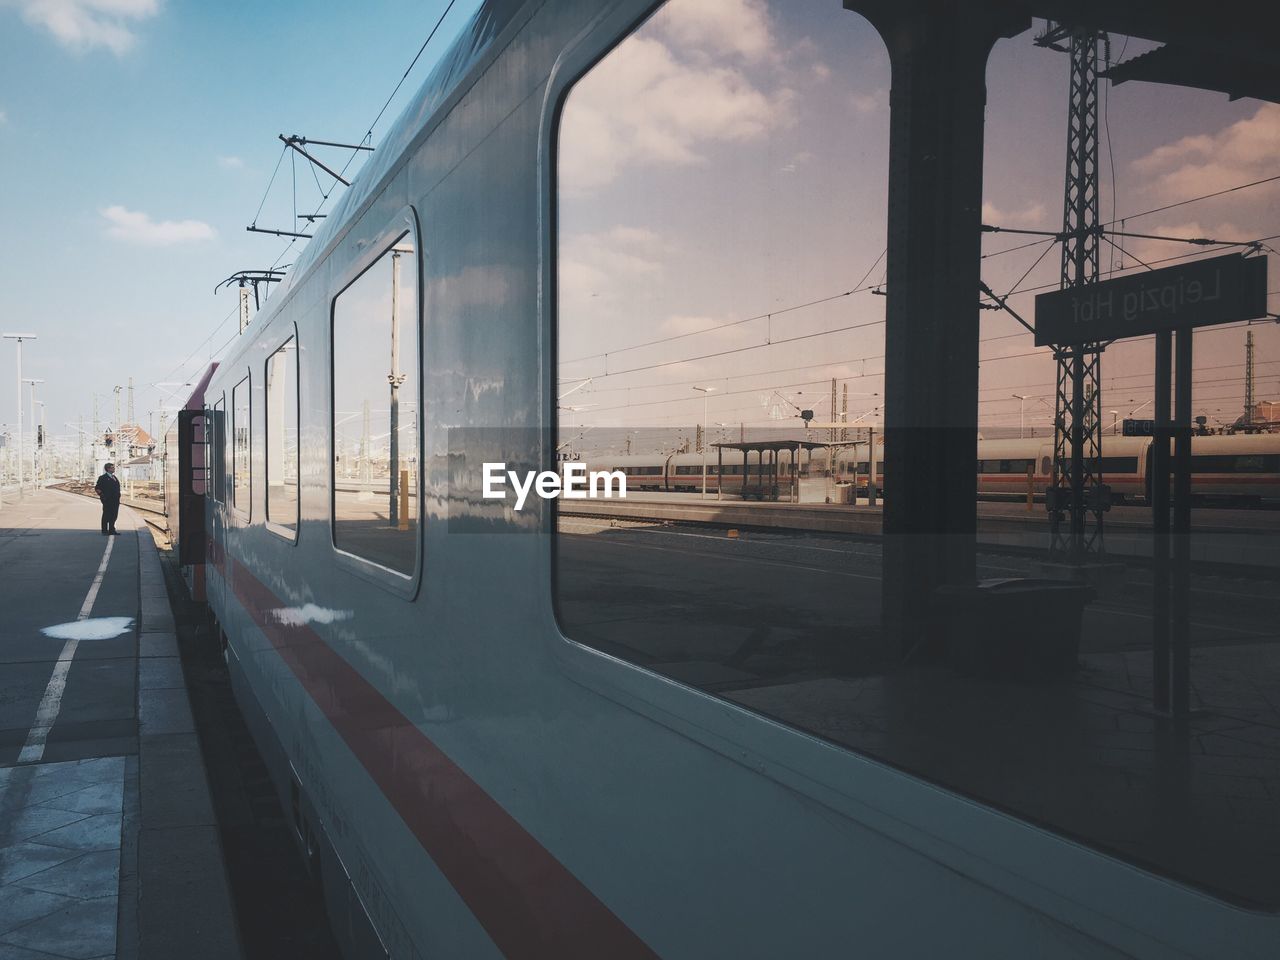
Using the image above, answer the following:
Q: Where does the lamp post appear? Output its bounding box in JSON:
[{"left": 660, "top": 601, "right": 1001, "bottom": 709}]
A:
[
  {"left": 23, "top": 377, "right": 44, "bottom": 491},
  {"left": 1012, "top": 394, "right": 1027, "bottom": 439},
  {"left": 3, "top": 334, "right": 36, "bottom": 494},
  {"left": 693, "top": 385, "right": 715, "bottom": 498}
]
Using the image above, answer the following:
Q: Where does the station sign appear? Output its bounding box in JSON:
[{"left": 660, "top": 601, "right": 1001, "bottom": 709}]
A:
[
  {"left": 1122, "top": 418, "right": 1155, "bottom": 437},
  {"left": 1034, "top": 252, "right": 1268, "bottom": 346}
]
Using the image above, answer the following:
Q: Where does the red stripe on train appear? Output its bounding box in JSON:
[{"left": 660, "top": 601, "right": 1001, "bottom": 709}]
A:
[{"left": 213, "top": 545, "right": 657, "bottom": 960}]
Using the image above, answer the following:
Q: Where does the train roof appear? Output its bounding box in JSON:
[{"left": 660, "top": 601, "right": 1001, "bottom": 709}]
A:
[{"left": 181, "top": 362, "right": 218, "bottom": 411}]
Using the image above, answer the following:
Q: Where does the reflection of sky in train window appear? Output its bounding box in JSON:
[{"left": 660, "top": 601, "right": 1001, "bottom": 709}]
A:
[
  {"left": 232, "top": 377, "right": 250, "bottom": 516},
  {"left": 554, "top": 0, "right": 1280, "bottom": 912},
  {"left": 267, "top": 336, "right": 299, "bottom": 530},
  {"left": 332, "top": 234, "right": 419, "bottom": 575},
  {"left": 557, "top": 0, "right": 889, "bottom": 453}
]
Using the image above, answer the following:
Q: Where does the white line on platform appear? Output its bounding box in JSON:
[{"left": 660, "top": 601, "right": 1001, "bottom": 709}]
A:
[{"left": 18, "top": 534, "right": 116, "bottom": 764}]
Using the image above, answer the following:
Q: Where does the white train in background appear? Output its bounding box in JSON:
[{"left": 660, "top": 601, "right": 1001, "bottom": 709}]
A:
[{"left": 587, "top": 433, "right": 1280, "bottom": 504}]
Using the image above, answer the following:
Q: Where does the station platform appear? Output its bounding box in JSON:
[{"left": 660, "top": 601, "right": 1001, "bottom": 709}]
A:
[{"left": 0, "top": 490, "right": 241, "bottom": 960}]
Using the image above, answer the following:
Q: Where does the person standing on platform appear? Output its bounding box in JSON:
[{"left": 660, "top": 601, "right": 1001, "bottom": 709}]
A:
[{"left": 95, "top": 463, "right": 121, "bottom": 535}]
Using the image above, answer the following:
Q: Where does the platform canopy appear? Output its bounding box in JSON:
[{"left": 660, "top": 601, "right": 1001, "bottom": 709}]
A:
[{"left": 1034, "top": 0, "right": 1280, "bottom": 104}]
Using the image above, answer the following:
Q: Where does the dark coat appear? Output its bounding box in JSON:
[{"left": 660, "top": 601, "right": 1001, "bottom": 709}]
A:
[{"left": 95, "top": 472, "right": 121, "bottom": 503}]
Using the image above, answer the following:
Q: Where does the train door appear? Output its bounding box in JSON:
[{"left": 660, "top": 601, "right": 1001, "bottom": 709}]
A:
[
  {"left": 177, "top": 409, "right": 210, "bottom": 599},
  {"left": 207, "top": 396, "right": 227, "bottom": 617}
]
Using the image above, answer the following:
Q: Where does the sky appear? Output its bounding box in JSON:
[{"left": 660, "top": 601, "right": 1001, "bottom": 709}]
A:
[
  {"left": 555, "top": 0, "right": 1280, "bottom": 453},
  {"left": 0, "top": 0, "right": 1276, "bottom": 461},
  {"left": 0, "top": 0, "right": 477, "bottom": 448}
]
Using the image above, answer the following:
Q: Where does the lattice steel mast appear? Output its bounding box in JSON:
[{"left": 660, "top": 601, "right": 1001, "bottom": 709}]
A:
[{"left": 1039, "top": 23, "right": 1107, "bottom": 561}]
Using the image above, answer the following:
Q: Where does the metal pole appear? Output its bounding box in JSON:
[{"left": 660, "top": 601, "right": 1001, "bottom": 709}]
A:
[
  {"left": 389, "top": 251, "right": 402, "bottom": 527},
  {"left": 1070, "top": 349, "right": 1085, "bottom": 561},
  {"left": 702, "top": 391, "right": 708, "bottom": 498},
  {"left": 1172, "top": 327, "right": 1193, "bottom": 732},
  {"left": 1152, "top": 331, "right": 1171, "bottom": 714},
  {"left": 30, "top": 389, "right": 38, "bottom": 485},
  {"left": 15, "top": 341, "right": 23, "bottom": 493},
  {"left": 868, "top": 426, "right": 878, "bottom": 507}
]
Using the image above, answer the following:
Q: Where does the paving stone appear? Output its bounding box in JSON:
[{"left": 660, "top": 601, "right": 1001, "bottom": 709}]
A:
[
  {"left": 43, "top": 782, "right": 125, "bottom": 818},
  {"left": 137, "top": 658, "right": 185, "bottom": 692},
  {"left": 0, "top": 842, "right": 82, "bottom": 886},
  {"left": 137, "top": 689, "right": 194, "bottom": 737},
  {"left": 29, "top": 816, "right": 122, "bottom": 854},
  {"left": 137, "top": 633, "right": 179, "bottom": 660},
  {"left": 0, "top": 886, "right": 77, "bottom": 938},
  {"left": 0, "top": 806, "right": 91, "bottom": 846},
  {"left": 0, "top": 895, "right": 117, "bottom": 960},
  {"left": 15, "top": 851, "right": 119, "bottom": 902}
]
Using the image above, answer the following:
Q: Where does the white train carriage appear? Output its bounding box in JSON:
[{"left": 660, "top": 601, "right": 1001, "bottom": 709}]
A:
[{"left": 174, "top": 1, "right": 1279, "bottom": 958}]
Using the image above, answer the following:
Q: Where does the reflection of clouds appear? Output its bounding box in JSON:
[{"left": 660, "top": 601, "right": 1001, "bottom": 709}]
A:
[
  {"left": 433, "top": 264, "right": 516, "bottom": 309},
  {"left": 981, "top": 200, "right": 1047, "bottom": 228},
  {"left": 849, "top": 89, "right": 886, "bottom": 115},
  {"left": 560, "top": 1, "right": 795, "bottom": 194},
  {"left": 653, "top": 0, "right": 776, "bottom": 64},
  {"left": 1127, "top": 219, "right": 1251, "bottom": 267},
  {"left": 1132, "top": 103, "right": 1280, "bottom": 206},
  {"left": 560, "top": 226, "right": 668, "bottom": 312}
]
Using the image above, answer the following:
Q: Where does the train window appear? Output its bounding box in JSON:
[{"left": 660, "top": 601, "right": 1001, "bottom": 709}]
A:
[
  {"left": 266, "top": 336, "right": 299, "bottom": 533},
  {"left": 232, "top": 376, "right": 251, "bottom": 517},
  {"left": 211, "top": 397, "right": 226, "bottom": 503},
  {"left": 556, "top": 2, "right": 889, "bottom": 740},
  {"left": 557, "top": 0, "right": 1280, "bottom": 909},
  {"left": 331, "top": 230, "right": 419, "bottom": 576},
  {"left": 1097, "top": 456, "right": 1138, "bottom": 474}
]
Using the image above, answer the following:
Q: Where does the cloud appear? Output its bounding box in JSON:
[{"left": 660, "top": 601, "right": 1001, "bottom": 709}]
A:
[
  {"left": 849, "top": 89, "right": 887, "bottom": 115},
  {"left": 651, "top": 0, "right": 776, "bottom": 64},
  {"left": 560, "top": 226, "right": 666, "bottom": 307},
  {"left": 217, "top": 155, "right": 244, "bottom": 169},
  {"left": 0, "top": 108, "right": 7, "bottom": 124},
  {"left": 559, "top": 13, "right": 793, "bottom": 193},
  {"left": 6, "top": 0, "right": 161, "bottom": 55},
  {"left": 100, "top": 205, "right": 215, "bottom": 245},
  {"left": 981, "top": 200, "right": 1048, "bottom": 227},
  {"left": 1124, "top": 219, "right": 1251, "bottom": 267},
  {"left": 1131, "top": 103, "right": 1280, "bottom": 205}
]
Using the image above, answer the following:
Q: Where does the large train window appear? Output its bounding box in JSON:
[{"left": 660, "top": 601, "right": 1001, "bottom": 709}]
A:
[
  {"left": 554, "top": 4, "right": 889, "bottom": 733},
  {"left": 232, "top": 376, "right": 251, "bottom": 518},
  {"left": 266, "top": 335, "right": 299, "bottom": 534},
  {"left": 331, "top": 228, "right": 419, "bottom": 577},
  {"left": 556, "top": 1, "right": 1280, "bottom": 911}
]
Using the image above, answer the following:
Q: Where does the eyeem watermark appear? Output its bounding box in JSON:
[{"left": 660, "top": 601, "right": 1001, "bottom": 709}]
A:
[{"left": 483, "top": 462, "right": 626, "bottom": 510}]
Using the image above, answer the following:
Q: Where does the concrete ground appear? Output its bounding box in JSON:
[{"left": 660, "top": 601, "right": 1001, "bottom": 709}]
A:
[
  {"left": 557, "top": 515, "right": 1280, "bottom": 908},
  {"left": 0, "top": 489, "right": 241, "bottom": 960}
]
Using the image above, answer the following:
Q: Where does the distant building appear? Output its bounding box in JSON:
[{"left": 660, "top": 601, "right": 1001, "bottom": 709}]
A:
[
  {"left": 105, "top": 423, "right": 156, "bottom": 460},
  {"left": 1232, "top": 401, "right": 1280, "bottom": 432}
]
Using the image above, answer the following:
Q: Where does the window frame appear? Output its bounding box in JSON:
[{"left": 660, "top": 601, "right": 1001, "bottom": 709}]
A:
[
  {"left": 230, "top": 374, "right": 252, "bottom": 522},
  {"left": 265, "top": 328, "right": 301, "bottom": 542},
  {"left": 328, "top": 205, "right": 424, "bottom": 599},
  {"left": 211, "top": 394, "right": 226, "bottom": 504}
]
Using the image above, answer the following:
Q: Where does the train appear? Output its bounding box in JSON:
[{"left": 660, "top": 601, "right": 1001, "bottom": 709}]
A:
[
  {"left": 158, "top": 1, "right": 1278, "bottom": 957},
  {"left": 586, "top": 434, "right": 1280, "bottom": 503}
]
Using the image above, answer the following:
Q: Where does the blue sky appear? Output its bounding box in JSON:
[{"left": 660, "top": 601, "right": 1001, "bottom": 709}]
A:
[{"left": 0, "top": 0, "right": 477, "bottom": 444}]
